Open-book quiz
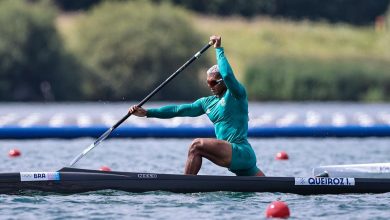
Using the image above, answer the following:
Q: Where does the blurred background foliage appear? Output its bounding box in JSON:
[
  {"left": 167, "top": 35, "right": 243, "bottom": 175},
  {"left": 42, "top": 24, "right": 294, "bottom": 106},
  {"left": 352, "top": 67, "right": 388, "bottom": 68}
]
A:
[
  {"left": 0, "top": 0, "right": 83, "bottom": 101},
  {"left": 65, "top": 1, "right": 210, "bottom": 101},
  {"left": 245, "top": 56, "right": 390, "bottom": 101},
  {"left": 0, "top": 0, "right": 390, "bottom": 101},
  {"left": 55, "top": 0, "right": 390, "bottom": 25}
]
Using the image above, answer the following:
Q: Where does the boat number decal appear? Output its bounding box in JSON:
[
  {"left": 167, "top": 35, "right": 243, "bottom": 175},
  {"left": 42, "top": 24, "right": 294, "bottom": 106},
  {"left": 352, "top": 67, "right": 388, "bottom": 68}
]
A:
[
  {"left": 20, "top": 172, "right": 60, "bottom": 182},
  {"left": 137, "top": 174, "right": 157, "bottom": 178},
  {"left": 295, "top": 177, "right": 355, "bottom": 186}
]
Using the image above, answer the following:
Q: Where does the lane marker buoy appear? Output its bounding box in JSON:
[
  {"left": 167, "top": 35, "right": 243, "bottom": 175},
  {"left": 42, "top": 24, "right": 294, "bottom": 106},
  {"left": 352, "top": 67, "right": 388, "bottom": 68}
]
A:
[
  {"left": 8, "top": 149, "right": 21, "bottom": 157},
  {"left": 99, "top": 166, "right": 111, "bottom": 171},
  {"left": 276, "top": 151, "right": 289, "bottom": 160},
  {"left": 266, "top": 200, "right": 290, "bottom": 218}
]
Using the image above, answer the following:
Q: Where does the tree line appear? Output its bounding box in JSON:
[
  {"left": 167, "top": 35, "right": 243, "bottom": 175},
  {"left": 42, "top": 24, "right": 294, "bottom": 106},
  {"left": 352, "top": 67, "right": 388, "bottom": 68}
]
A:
[
  {"left": 245, "top": 55, "right": 390, "bottom": 101},
  {"left": 1, "top": 0, "right": 390, "bottom": 101},
  {"left": 0, "top": 0, "right": 210, "bottom": 101},
  {"left": 54, "top": 0, "right": 390, "bottom": 25}
]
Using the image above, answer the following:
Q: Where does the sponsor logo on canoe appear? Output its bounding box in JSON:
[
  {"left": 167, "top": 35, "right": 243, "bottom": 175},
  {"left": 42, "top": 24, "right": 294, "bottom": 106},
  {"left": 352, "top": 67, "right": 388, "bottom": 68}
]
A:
[
  {"left": 20, "top": 172, "right": 60, "bottom": 182},
  {"left": 137, "top": 173, "right": 157, "bottom": 179},
  {"left": 295, "top": 177, "right": 355, "bottom": 186}
]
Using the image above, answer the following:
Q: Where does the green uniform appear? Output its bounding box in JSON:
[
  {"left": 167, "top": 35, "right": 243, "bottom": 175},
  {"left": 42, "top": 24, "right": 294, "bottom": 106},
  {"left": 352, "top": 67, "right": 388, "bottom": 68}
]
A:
[{"left": 147, "top": 47, "right": 259, "bottom": 176}]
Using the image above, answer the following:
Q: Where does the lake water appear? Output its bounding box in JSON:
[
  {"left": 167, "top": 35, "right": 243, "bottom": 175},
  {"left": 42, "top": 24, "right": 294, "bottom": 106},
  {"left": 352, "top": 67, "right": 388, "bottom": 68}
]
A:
[
  {"left": 0, "top": 137, "right": 389, "bottom": 219},
  {"left": 1, "top": 102, "right": 390, "bottom": 127}
]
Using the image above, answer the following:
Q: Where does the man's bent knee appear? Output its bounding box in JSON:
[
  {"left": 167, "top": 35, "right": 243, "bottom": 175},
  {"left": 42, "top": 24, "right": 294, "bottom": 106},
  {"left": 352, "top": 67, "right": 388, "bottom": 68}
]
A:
[
  {"left": 191, "top": 138, "right": 204, "bottom": 147},
  {"left": 188, "top": 138, "right": 204, "bottom": 155}
]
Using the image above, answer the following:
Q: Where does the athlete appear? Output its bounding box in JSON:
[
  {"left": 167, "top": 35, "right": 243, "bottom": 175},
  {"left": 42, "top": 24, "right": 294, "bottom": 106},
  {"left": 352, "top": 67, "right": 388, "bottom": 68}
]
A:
[{"left": 129, "top": 35, "right": 265, "bottom": 176}]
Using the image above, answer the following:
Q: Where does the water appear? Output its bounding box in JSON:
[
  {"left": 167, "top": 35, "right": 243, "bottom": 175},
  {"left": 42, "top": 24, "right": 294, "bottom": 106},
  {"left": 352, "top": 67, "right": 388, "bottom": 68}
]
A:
[
  {"left": 0, "top": 137, "right": 389, "bottom": 219},
  {"left": 1, "top": 102, "right": 390, "bottom": 125}
]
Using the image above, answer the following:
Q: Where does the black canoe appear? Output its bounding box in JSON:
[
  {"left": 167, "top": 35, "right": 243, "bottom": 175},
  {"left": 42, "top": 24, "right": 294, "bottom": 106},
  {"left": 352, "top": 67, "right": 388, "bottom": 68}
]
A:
[{"left": 0, "top": 167, "right": 390, "bottom": 194}]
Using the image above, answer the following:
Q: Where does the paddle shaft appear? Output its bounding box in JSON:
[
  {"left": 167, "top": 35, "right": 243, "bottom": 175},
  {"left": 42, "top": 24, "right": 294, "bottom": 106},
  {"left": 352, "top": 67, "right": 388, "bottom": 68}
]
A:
[{"left": 69, "top": 42, "right": 213, "bottom": 167}]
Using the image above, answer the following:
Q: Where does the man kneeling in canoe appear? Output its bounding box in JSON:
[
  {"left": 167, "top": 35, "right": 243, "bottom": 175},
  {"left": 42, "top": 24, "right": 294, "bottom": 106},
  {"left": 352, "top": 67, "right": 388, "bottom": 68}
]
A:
[{"left": 129, "top": 35, "right": 264, "bottom": 177}]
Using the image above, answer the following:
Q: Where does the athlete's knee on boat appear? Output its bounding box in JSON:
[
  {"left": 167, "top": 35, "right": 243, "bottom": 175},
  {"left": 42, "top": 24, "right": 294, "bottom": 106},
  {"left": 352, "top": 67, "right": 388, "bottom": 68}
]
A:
[{"left": 188, "top": 138, "right": 203, "bottom": 156}]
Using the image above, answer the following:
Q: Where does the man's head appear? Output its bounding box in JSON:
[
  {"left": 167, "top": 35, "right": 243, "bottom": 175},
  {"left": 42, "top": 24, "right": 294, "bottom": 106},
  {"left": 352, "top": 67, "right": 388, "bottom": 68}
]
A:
[{"left": 206, "top": 65, "right": 226, "bottom": 97}]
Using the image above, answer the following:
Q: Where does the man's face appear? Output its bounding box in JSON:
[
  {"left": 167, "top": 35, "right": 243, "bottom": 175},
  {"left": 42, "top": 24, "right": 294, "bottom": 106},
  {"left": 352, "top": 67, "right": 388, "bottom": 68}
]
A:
[{"left": 207, "top": 73, "right": 225, "bottom": 96}]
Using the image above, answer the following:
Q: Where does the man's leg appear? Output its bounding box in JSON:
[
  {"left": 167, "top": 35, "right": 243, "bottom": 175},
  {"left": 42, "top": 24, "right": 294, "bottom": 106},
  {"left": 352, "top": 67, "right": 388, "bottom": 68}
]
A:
[{"left": 184, "top": 138, "right": 232, "bottom": 175}]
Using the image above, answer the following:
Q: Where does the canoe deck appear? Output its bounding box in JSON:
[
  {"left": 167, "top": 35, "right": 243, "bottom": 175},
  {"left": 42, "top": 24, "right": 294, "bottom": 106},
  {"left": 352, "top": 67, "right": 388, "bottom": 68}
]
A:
[{"left": 1, "top": 167, "right": 390, "bottom": 194}]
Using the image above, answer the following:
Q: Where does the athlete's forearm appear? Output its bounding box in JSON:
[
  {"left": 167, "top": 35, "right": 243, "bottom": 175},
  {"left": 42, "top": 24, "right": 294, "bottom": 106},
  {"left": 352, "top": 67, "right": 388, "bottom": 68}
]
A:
[
  {"left": 216, "top": 48, "right": 246, "bottom": 98},
  {"left": 147, "top": 102, "right": 204, "bottom": 119}
]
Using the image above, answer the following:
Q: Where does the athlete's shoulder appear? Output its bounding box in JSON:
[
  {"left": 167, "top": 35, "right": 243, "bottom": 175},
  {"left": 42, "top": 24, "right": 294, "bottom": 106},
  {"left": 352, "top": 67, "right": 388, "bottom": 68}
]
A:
[
  {"left": 226, "top": 87, "right": 247, "bottom": 100},
  {"left": 198, "top": 95, "right": 216, "bottom": 105},
  {"left": 204, "top": 95, "right": 218, "bottom": 101}
]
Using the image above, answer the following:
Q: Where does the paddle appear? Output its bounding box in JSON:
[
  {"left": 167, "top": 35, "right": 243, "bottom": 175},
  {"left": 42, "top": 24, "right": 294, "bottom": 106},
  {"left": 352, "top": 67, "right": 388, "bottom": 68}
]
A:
[{"left": 69, "top": 41, "right": 213, "bottom": 167}]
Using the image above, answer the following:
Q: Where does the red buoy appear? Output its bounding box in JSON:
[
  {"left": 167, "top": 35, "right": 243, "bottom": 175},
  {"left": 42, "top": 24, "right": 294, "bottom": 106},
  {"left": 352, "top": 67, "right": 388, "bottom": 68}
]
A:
[
  {"left": 99, "top": 166, "right": 111, "bottom": 172},
  {"left": 8, "top": 149, "right": 21, "bottom": 157},
  {"left": 276, "top": 151, "right": 289, "bottom": 160},
  {"left": 266, "top": 201, "right": 290, "bottom": 218}
]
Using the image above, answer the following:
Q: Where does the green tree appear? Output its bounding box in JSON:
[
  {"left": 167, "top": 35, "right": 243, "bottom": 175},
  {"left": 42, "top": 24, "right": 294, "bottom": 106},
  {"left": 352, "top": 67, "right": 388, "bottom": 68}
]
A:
[
  {"left": 70, "top": 1, "right": 211, "bottom": 101},
  {"left": 166, "top": 0, "right": 389, "bottom": 25},
  {"left": 244, "top": 55, "right": 390, "bottom": 101},
  {"left": 0, "top": 0, "right": 82, "bottom": 101}
]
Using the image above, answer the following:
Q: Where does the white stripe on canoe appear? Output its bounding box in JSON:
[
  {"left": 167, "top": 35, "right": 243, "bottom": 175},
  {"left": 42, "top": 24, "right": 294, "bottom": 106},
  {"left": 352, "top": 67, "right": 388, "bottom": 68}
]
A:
[{"left": 313, "top": 163, "right": 390, "bottom": 178}]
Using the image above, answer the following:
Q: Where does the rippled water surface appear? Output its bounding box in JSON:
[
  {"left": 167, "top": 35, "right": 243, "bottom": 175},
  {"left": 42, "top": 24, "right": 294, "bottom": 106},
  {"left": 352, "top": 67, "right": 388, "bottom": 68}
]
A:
[{"left": 1, "top": 138, "right": 390, "bottom": 219}]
